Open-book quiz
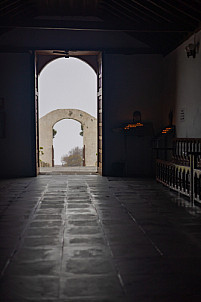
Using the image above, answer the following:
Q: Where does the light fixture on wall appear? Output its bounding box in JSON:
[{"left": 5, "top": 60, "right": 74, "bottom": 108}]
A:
[
  {"left": 185, "top": 35, "right": 199, "bottom": 58},
  {"left": 53, "top": 50, "right": 70, "bottom": 58}
]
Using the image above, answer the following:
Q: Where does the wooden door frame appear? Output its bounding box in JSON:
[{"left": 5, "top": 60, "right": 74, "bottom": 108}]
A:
[{"left": 34, "top": 50, "right": 103, "bottom": 175}]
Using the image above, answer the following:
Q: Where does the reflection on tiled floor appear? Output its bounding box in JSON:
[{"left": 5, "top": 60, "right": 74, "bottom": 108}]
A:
[{"left": 1, "top": 175, "right": 201, "bottom": 301}]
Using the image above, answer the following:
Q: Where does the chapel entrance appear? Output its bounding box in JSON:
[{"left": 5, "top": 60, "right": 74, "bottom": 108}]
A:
[{"left": 34, "top": 51, "right": 103, "bottom": 175}]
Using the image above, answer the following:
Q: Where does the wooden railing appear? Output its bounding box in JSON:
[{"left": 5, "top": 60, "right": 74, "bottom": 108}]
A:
[
  {"left": 156, "top": 139, "right": 201, "bottom": 205},
  {"left": 172, "top": 138, "right": 201, "bottom": 168}
]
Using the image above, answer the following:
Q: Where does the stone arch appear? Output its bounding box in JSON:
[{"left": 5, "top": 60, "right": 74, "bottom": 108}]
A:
[
  {"left": 37, "top": 52, "right": 98, "bottom": 75},
  {"left": 39, "top": 109, "right": 97, "bottom": 167}
]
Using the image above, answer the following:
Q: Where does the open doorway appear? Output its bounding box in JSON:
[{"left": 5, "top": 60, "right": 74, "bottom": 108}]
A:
[
  {"left": 35, "top": 52, "right": 102, "bottom": 174},
  {"left": 53, "top": 119, "right": 83, "bottom": 167}
]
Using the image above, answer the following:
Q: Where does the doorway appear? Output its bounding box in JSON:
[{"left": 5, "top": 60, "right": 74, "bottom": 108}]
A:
[
  {"left": 35, "top": 51, "right": 102, "bottom": 174},
  {"left": 53, "top": 119, "right": 83, "bottom": 167}
]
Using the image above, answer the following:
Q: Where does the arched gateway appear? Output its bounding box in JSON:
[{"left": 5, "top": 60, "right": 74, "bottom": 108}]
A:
[{"left": 39, "top": 109, "right": 97, "bottom": 167}]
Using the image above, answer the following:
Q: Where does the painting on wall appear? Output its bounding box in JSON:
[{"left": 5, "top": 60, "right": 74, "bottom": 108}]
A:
[{"left": 0, "top": 97, "right": 5, "bottom": 138}]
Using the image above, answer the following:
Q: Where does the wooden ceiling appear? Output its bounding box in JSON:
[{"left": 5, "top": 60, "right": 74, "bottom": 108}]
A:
[{"left": 0, "top": 0, "right": 201, "bottom": 54}]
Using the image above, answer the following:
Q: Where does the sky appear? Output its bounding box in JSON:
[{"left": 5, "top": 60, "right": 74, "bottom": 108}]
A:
[{"left": 39, "top": 57, "right": 97, "bottom": 165}]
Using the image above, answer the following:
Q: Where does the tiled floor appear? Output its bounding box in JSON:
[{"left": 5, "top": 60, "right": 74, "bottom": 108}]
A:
[{"left": 1, "top": 175, "right": 201, "bottom": 301}]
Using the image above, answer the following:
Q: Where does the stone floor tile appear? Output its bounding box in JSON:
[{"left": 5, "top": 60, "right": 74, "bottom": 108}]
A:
[
  {"left": 66, "top": 213, "right": 97, "bottom": 220},
  {"left": 61, "top": 257, "right": 115, "bottom": 275},
  {"left": 1, "top": 175, "right": 201, "bottom": 301},
  {"left": 65, "top": 235, "right": 105, "bottom": 246},
  {"left": 0, "top": 276, "right": 59, "bottom": 301},
  {"left": 14, "top": 247, "right": 62, "bottom": 262},
  {"left": 23, "top": 236, "right": 62, "bottom": 248},
  {"left": 122, "top": 272, "right": 201, "bottom": 297},
  {"left": 5, "top": 260, "right": 60, "bottom": 276},
  {"left": 30, "top": 220, "right": 63, "bottom": 227},
  {"left": 110, "top": 242, "right": 160, "bottom": 258},
  {"left": 59, "top": 275, "right": 125, "bottom": 298},
  {"left": 36, "top": 208, "right": 64, "bottom": 215},
  {"left": 67, "top": 219, "right": 99, "bottom": 227},
  {"left": 26, "top": 227, "right": 63, "bottom": 237},
  {"left": 33, "top": 214, "right": 63, "bottom": 220},
  {"left": 65, "top": 226, "right": 102, "bottom": 235},
  {"left": 62, "top": 245, "right": 110, "bottom": 258}
]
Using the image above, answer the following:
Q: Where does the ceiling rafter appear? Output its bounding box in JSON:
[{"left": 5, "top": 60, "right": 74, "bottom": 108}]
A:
[
  {"left": 139, "top": 0, "right": 179, "bottom": 23},
  {"left": 105, "top": 0, "right": 148, "bottom": 23},
  {"left": 145, "top": 0, "right": 198, "bottom": 26},
  {"left": 158, "top": 0, "right": 201, "bottom": 23},
  {"left": 119, "top": 0, "right": 163, "bottom": 23},
  {"left": 0, "top": 0, "right": 14, "bottom": 5},
  {"left": 179, "top": 0, "right": 201, "bottom": 15},
  {"left": 0, "top": 0, "right": 21, "bottom": 12},
  {"left": 0, "top": 0, "right": 23, "bottom": 16},
  {"left": 1, "top": 3, "right": 26, "bottom": 17},
  {"left": 100, "top": 1, "right": 141, "bottom": 24},
  {"left": 130, "top": 0, "right": 172, "bottom": 23}
]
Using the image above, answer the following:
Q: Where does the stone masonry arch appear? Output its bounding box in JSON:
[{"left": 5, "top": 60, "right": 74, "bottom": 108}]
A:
[{"left": 39, "top": 109, "right": 97, "bottom": 167}]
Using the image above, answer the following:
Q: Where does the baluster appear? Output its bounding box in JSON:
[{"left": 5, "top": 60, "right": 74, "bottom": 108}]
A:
[
  {"left": 186, "top": 171, "right": 190, "bottom": 195},
  {"left": 156, "top": 162, "right": 159, "bottom": 179},
  {"left": 172, "top": 165, "right": 175, "bottom": 187},
  {"left": 159, "top": 162, "right": 161, "bottom": 180},
  {"left": 166, "top": 164, "right": 169, "bottom": 185},
  {"left": 176, "top": 140, "right": 179, "bottom": 163},
  {"left": 172, "top": 139, "right": 176, "bottom": 162},
  {"left": 194, "top": 172, "right": 198, "bottom": 199},
  {"left": 182, "top": 170, "right": 185, "bottom": 192},
  {"left": 175, "top": 168, "right": 178, "bottom": 189},
  {"left": 199, "top": 176, "right": 201, "bottom": 202},
  {"left": 198, "top": 141, "right": 201, "bottom": 167},
  {"left": 181, "top": 141, "right": 185, "bottom": 164},
  {"left": 164, "top": 164, "right": 166, "bottom": 183},
  {"left": 179, "top": 168, "right": 182, "bottom": 191},
  {"left": 161, "top": 163, "right": 163, "bottom": 181},
  {"left": 187, "top": 141, "right": 191, "bottom": 166},
  {"left": 184, "top": 141, "right": 188, "bottom": 165},
  {"left": 178, "top": 141, "right": 181, "bottom": 163},
  {"left": 168, "top": 165, "right": 170, "bottom": 186}
]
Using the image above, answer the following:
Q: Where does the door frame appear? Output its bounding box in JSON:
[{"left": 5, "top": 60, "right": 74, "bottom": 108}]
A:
[{"left": 34, "top": 50, "right": 103, "bottom": 175}]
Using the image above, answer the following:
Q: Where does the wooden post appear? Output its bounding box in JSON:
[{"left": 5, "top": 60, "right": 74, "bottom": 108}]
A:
[
  {"left": 52, "top": 145, "right": 54, "bottom": 167},
  {"left": 83, "top": 145, "right": 86, "bottom": 166}
]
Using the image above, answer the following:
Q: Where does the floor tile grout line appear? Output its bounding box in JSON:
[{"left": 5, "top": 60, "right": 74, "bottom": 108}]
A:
[
  {"left": 114, "top": 192, "right": 164, "bottom": 257},
  {"left": 58, "top": 179, "right": 68, "bottom": 300},
  {"left": 86, "top": 181, "right": 127, "bottom": 298}
]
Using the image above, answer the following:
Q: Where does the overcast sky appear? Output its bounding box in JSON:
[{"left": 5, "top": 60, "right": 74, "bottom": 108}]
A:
[{"left": 39, "top": 57, "right": 97, "bottom": 165}]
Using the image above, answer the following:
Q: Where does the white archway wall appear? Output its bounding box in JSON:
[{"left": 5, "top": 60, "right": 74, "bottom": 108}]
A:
[
  {"left": 39, "top": 109, "right": 97, "bottom": 167},
  {"left": 38, "top": 57, "right": 97, "bottom": 119}
]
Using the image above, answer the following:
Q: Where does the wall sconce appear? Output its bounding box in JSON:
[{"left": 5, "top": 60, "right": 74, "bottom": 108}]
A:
[{"left": 185, "top": 42, "right": 199, "bottom": 58}]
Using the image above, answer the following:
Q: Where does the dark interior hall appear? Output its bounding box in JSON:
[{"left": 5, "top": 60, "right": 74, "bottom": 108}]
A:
[{"left": 0, "top": 1, "right": 201, "bottom": 301}]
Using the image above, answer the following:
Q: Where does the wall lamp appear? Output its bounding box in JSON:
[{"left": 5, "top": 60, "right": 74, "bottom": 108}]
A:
[{"left": 185, "top": 42, "right": 199, "bottom": 58}]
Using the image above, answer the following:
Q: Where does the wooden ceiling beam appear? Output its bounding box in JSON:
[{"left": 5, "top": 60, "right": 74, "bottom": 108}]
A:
[
  {"left": 101, "top": 1, "right": 140, "bottom": 23},
  {"left": 118, "top": 0, "right": 162, "bottom": 23},
  {"left": 177, "top": 0, "right": 201, "bottom": 15},
  {"left": 0, "top": 19, "right": 193, "bottom": 33},
  {"left": 0, "top": 0, "right": 22, "bottom": 16},
  {"left": 146, "top": 0, "right": 188, "bottom": 23},
  {"left": 130, "top": 0, "right": 172, "bottom": 23},
  {"left": 0, "top": 2, "right": 25, "bottom": 17},
  {"left": 159, "top": 0, "right": 201, "bottom": 22},
  {"left": 145, "top": 0, "right": 199, "bottom": 28},
  {"left": 107, "top": 0, "right": 151, "bottom": 23}
]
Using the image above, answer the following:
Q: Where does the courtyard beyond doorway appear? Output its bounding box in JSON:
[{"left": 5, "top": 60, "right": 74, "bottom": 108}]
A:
[{"left": 40, "top": 166, "right": 97, "bottom": 175}]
